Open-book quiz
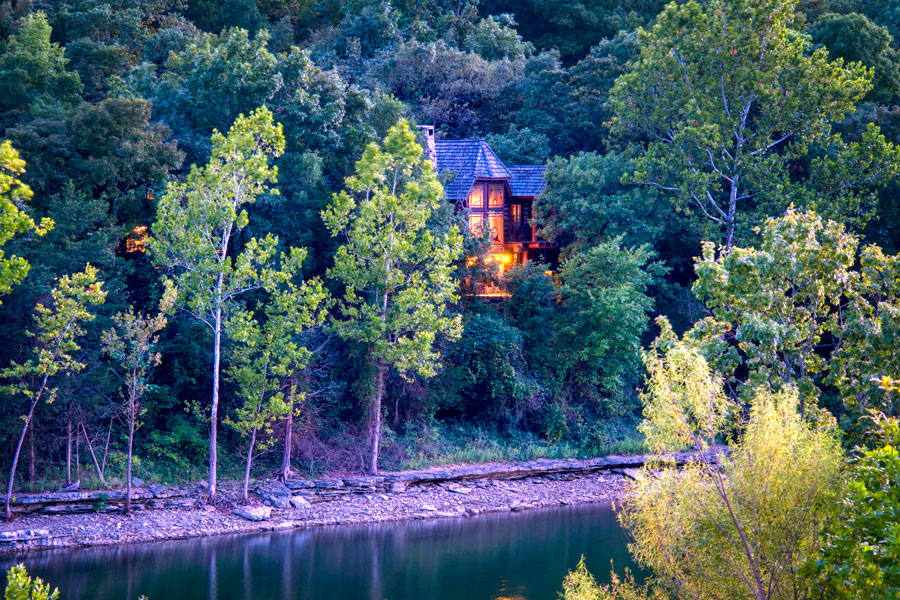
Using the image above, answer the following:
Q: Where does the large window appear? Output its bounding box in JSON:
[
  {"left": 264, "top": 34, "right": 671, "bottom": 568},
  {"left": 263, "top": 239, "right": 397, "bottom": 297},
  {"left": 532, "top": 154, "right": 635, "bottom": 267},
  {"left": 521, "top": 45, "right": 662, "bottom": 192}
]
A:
[
  {"left": 488, "top": 214, "right": 503, "bottom": 245},
  {"left": 468, "top": 186, "right": 485, "bottom": 210},
  {"left": 488, "top": 184, "right": 504, "bottom": 208},
  {"left": 467, "top": 182, "right": 505, "bottom": 246}
]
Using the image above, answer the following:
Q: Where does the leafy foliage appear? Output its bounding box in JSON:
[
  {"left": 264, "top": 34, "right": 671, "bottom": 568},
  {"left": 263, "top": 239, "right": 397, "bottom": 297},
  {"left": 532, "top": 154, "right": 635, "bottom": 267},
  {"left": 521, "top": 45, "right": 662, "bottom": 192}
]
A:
[
  {"left": 4, "top": 565, "right": 58, "bottom": 600},
  {"left": 627, "top": 329, "right": 843, "bottom": 600},
  {"left": 812, "top": 414, "right": 900, "bottom": 600},
  {"left": 611, "top": 0, "right": 893, "bottom": 248},
  {"left": 323, "top": 118, "right": 462, "bottom": 472},
  {"left": 0, "top": 141, "right": 52, "bottom": 299}
]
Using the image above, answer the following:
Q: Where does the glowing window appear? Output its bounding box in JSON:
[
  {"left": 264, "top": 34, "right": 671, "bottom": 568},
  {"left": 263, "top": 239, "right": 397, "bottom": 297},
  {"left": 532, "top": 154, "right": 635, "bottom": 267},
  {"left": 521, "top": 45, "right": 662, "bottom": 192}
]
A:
[
  {"left": 469, "top": 213, "right": 485, "bottom": 236},
  {"left": 468, "top": 186, "right": 485, "bottom": 210},
  {"left": 511, "top": 203, "right": 522, "bottom": 227},
  {"left": 488, "top": 184, "right": 504, "bottom": 208},
  {"left": 488, "top": 214, "right": 503, "bottom": 245}
]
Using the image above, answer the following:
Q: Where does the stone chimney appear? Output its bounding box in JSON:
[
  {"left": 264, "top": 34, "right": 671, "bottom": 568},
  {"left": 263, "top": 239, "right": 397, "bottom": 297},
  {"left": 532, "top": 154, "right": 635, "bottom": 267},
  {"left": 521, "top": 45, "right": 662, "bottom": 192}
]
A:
[{"left": 417, "top": 125, "right": 437, "bottom": 168}]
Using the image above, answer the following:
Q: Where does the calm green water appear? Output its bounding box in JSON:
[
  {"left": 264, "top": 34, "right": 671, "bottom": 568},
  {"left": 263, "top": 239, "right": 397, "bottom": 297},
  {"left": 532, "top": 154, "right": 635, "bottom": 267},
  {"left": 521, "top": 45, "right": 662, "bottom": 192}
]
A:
[{"left": 2, "top": 503, "right": 637, "bottom": 600}]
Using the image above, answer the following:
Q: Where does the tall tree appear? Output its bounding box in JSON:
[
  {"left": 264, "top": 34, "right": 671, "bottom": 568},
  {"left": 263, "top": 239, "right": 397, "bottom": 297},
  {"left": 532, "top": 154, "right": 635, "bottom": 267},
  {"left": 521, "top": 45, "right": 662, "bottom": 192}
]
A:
[
  {"left": 101, "top": 281, "right": 177, "bottom": 514},
  {"left": 150, "top": 106, "right": 286, "bottom": 495},
  {"left": 610, "top": 0, "right": 894, "bottom": 249},
  {"left": 0, "top": 11, "right": 82, "bottom": 124},
  {"left": 322, "top": 119, "right": 462, "bottom": 474},
  {"left": 623, "top": 320, "right": 843, "bottom": 600},
  {"left": 0, "top": 141, "right": 52, "bottom": 299},
  {"left": 1, "top": 265, "right": 106, "bottom": 518},
  {"left": 226, "top": 248, "right": 328, "bottom": 499},
  {"left": 693, "top": 208, "right": 859, "bottom": 412}
]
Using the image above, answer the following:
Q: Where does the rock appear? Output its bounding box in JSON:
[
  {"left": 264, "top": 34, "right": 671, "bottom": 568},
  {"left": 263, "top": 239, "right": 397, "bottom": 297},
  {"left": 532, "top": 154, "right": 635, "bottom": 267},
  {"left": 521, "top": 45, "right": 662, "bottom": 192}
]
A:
[
  {"left": 387, "top": 481, "right": 409, "bottom": 493},
  {"left": 619, "top": 468, "right": 644, "bottom": 481},
  {"left": 148, "top": 484, "right": 167, "bottom": 498},
  {"left": 259, "top": 480, "right": 292, "bottom": 496},
  {"left": 268, "top": 496, "right": 292, "bottom": 509},
  {"left": 233, "top": 506, "right": 271, "bottom": 521},
  {"left": 314, "top": 479, "right": 345, "bottom": 489},
  {"left": 284, "top": 479, "right": 316, "bottom": 490},
  {"left": 442, "top": 483, "right": 471, "bottom": 495},
  {"left": 252, "top": 481, "right": 292, "bottom": 509},
  {"left": 420, "top": 504, "right": 437, "bottom": 511},
  {"left": 289, "top": 496, "right": 311, "bottom": 509},
  {"left": 58, "top": 480, "right": 79, "bottom": 493},
  {"left": 131, "top": 477, "right": 145, "bottom": 487}
]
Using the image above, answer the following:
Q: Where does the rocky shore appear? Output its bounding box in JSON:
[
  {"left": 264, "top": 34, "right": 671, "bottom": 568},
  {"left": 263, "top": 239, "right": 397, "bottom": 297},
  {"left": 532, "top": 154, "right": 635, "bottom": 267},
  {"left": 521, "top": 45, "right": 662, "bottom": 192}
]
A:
[{"left": 0, "top": 455, "right": 669, "bottom": 554}]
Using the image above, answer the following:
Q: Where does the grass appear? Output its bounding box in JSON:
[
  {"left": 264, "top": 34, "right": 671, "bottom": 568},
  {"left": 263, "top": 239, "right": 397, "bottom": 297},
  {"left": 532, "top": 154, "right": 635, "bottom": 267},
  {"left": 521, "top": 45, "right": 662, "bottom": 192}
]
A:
[{"left": 383, "top": 423, "right": 646, "bottom": 472}]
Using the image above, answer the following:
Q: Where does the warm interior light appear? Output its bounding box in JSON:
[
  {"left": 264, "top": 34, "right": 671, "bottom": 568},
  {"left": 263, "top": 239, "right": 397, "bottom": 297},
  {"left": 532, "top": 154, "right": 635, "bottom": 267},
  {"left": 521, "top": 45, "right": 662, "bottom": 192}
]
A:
[{"left": 125, "top": 225, "right": 149, "bottom": 253}]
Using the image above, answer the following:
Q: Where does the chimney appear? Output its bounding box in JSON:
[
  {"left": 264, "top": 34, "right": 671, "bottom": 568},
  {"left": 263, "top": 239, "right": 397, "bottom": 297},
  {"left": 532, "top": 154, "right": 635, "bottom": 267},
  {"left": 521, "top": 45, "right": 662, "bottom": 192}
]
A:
[{"left": 417, "top": 125, "right": 437, "bottom": 168}]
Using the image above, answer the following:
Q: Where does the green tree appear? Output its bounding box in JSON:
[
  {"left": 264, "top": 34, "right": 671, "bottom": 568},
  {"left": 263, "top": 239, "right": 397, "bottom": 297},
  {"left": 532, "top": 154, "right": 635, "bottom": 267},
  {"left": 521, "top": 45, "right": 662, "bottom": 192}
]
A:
[
  {"left": 322, "top": 119, "right": 462, "bottom": 474},
  {"left": 810, "top": 12, "right": 900, "bottom": 104},
  {"left": 0, "top": 141, "right": 52, "bottom": 300},
  {"left": 4, "top": 565, "right": 58, "bottom": 600},
  {"left": 0, "top": 11, "right": 82, "bottom": 122},
  {"left": 829, "top": 244, "right": 900, "bottom": 424},
  {"left": 555, "top": 241, "right": 662, "bottom": 415},
  {"left": 1, "top": 265, "right": 106, "bottom": 518},
  {"left": 610, "top": 0, "right": 888, "bottom": 249},
  {"left": 226, "top": 248, "right": 328, "bottom": 499},
  {"left": 624, "top": 322, "right": 843, "bottom": 600},
  {"left": 101, "top": 281, "right": 177, "bottom": 513},
  {"left": 692, "top": 208, "right": 859, "bottom": 412},
  {"left": 812, "top": 412, "right": 900, "bottom": 600},
  {"left": 150, "top": 106, "right": 286, "bottom": 495}
]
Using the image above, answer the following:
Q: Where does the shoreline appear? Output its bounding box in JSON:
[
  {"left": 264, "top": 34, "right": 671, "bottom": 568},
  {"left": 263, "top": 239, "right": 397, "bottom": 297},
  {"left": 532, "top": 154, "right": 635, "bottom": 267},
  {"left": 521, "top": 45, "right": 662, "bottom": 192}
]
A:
[{"left": 0, "top": 468, "right": 630, "bottom": 555}]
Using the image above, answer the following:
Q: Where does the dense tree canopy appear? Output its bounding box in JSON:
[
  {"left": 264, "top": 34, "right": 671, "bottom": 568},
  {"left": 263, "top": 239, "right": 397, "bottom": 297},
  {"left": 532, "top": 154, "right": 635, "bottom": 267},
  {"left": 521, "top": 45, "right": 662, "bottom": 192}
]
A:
[{"left": 0, "top": 3, "right": 897, "bottom": 563}]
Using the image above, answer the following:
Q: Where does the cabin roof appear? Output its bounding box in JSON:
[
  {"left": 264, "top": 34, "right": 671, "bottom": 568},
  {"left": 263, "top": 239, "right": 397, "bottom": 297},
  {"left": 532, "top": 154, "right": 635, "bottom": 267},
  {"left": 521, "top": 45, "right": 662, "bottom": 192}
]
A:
[
  {"left": 435, "top": 140, "right": 511, "bottom": 200},
  {"left": 433, "top": 139, "right": 546, "bottom": 201},
  {"left": 507, "top": 165, "right": 547, "bottom": 197}
]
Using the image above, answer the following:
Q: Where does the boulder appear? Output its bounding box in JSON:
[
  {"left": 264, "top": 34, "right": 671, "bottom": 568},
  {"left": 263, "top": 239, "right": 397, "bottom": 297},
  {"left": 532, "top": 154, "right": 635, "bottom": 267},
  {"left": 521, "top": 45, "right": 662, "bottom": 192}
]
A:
[
  {"left": 289, "top": 496, "right": 310, "bottom": 509},
  {"left": 131, "top": 477, "right": 145, "bottom": 487},
  {"left": 233, "top": 506, "right": 271, "bottom": 521},
  {"left": 253, "top": 481, "right": 292, "bottom": 509},
  {"left": 148, "top": 484, "right": 167, "bottom": 498}
]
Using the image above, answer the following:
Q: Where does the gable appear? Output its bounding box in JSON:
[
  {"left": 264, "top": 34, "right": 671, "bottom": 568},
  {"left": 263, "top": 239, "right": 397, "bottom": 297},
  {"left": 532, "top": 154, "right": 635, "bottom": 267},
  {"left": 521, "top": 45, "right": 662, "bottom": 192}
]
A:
[{"left": 434, "top": 140, "right": 511, "bottom": 201}]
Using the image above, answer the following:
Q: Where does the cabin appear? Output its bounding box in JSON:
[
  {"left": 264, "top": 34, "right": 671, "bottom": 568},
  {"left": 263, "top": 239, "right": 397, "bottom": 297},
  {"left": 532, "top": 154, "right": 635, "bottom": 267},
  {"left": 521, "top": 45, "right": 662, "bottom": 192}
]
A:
[{"left": 419, "top": 126, "right": 559, "bottom": 284}]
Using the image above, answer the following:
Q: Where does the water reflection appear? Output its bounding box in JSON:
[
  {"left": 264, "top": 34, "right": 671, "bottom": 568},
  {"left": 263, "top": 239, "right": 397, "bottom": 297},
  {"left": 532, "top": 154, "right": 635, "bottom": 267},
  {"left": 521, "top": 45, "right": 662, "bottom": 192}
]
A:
[{"left": 1, "top": 504, "right": 637, "bottom": 600}]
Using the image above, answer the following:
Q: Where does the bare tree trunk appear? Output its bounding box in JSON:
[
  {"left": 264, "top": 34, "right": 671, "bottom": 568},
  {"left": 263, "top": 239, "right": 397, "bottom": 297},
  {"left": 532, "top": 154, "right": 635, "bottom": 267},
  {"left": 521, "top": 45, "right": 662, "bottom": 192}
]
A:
[
  {"left": 27, "top": 419, "right": 35, "bottom": 483},
  {"left": 66, "top": 414, "right": 72, "bottom": 484},
  {"left": 4, "top": 397, "right": 41, "bottom": 518},
  {"left": 209, "top": 301, "right": 222, "bottom": 497},
  {"left": 242, "top": 425, "right": 258, "bottom": 501},
  {"left": 126, "top": 382, "right": 136, "bottom": 514},
  {"left": 101, "top": 420, "right": 112, "bottom": 475},
  {"left": 368, "top": 363, "right": 386, "bottom": 475},
  {"left": 75, "top": 430, "right": 80, "bottom": 480},
  {"left": 279, "top": 374, "right": 296, "bottom": 481},
  {"left": 81, "top": 423, "right": 106, "bottom": 486}
]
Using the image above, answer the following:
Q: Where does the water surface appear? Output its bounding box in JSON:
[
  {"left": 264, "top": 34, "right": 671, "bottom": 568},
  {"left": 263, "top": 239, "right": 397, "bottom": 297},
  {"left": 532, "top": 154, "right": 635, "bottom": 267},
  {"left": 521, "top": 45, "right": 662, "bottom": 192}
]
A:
[{"left": 3, "top": 503, "right": 637, "bottom": 600}]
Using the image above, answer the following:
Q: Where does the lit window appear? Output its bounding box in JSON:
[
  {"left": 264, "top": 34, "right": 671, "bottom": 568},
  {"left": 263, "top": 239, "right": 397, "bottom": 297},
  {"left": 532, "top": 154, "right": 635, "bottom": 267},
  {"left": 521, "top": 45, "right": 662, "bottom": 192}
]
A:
[
  {"left": 488, "top": 214, "right": 503, "bottom": 245},
  {"left": 468, "top": 186, "right": 485, "bottom": 210},
  {"left": 511, "top": 203, "right": 522, "bottom": 227},
  {"left": 488, "top": 184, "right": 504, "bottom": 208},
  {"left": 469, "top": 214, "right": 485, "bottom": 236},
  {"left": 125, "top": 225, "right": 149, "bottom": 253}
]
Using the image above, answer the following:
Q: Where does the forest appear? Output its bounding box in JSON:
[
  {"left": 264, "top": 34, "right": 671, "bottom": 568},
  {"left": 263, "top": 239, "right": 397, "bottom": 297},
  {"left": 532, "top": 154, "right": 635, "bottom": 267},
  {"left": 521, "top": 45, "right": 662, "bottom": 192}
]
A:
[{"left": 0, "top": 0, "right": 899, "bottom": 594}]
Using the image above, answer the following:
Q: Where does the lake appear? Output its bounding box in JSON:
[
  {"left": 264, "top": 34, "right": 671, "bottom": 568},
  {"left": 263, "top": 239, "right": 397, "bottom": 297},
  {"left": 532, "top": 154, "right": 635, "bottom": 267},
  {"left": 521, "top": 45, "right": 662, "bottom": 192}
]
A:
[{"left": 2, "top": 503, "right": 637, "bottom": 600}]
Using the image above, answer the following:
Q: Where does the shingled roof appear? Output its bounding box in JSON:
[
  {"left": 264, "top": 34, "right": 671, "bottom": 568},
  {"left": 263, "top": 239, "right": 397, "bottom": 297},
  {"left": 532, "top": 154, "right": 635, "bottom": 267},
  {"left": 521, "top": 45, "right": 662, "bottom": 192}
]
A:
[
  {"left": 507, "top": 165, "right": 547, "bottom": 197},
  {"left": 435, "top": 140, "right": 511, "bottom": 201}
]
